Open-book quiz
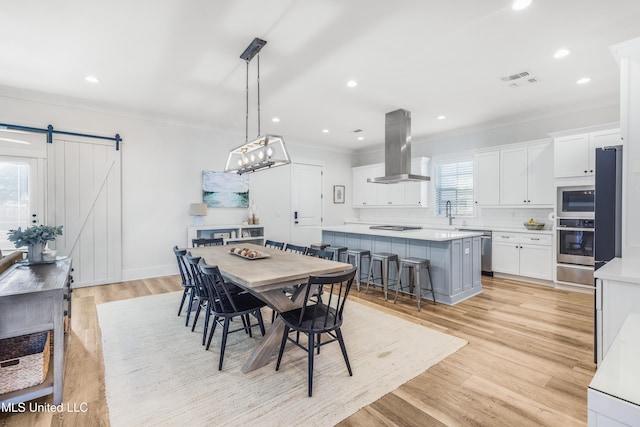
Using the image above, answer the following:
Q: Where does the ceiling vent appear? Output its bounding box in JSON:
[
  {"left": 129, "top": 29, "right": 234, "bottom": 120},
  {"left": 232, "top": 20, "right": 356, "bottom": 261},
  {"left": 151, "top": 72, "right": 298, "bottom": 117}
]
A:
[
  {"left": 500, "top": 71, "right": 531, "bottom": 82},
  {"left": 501, "top": 71, "right": 539, "bottom": 87}
]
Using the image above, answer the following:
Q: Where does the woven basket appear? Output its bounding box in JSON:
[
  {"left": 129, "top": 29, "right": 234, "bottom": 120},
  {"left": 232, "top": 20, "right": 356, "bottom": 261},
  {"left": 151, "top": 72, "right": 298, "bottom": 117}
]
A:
[{"left": 0, "top": 331, "right": 50, "bottom": 394}]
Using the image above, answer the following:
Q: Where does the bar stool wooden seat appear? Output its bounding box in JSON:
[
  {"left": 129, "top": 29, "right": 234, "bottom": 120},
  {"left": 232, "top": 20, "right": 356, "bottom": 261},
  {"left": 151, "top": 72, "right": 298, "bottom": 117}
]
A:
[
  {"left": 365, "top": 252, "right": 400, "bottom": 301},
  {"left": 326, "top": 246, "right": 348, "bottom": 263},
  {"left": 397, "top": 257, "right": 436, "bottom": 311},
  {"left": 346, "top": 248, "right": 371, "bottom": 292}
]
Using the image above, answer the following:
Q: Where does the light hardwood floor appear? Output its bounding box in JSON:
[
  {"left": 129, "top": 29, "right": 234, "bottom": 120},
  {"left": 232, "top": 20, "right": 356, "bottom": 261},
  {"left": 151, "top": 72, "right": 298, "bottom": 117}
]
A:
[{"left": 0, "top": 275, "right": 595, "bottom": 426}]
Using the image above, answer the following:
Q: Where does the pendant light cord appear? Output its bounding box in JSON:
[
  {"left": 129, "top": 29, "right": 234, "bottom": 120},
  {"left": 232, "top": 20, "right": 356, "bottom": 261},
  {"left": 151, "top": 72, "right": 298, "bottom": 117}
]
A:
[
  {"left": 257, "top": 54, "right": 261, "bottom": 137},
  {"left": 245, "top": 60, "right": 249, "bottom": 143}
]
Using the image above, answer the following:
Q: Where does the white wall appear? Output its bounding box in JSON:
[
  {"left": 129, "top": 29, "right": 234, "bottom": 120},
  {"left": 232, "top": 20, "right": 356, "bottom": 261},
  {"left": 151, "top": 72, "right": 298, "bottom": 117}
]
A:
[
  {"left": 612, "top": 37, "right": 640, "bottom": 257},
  {"left": 0, "top": 94, "right": 354, "bottom": 281}
]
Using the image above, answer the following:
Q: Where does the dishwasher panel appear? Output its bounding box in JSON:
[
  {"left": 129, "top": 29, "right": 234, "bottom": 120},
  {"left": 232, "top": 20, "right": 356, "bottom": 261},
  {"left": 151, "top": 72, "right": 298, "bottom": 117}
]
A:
[{"left": 466, "top": 229, "right": 493, "bottom": 276}]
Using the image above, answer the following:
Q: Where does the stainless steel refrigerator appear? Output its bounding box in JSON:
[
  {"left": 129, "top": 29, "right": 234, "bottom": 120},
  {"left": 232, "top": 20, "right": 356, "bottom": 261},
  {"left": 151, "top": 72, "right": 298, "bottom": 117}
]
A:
[{"left": 594, "top": 145, "right": 622, "bottom": 363}]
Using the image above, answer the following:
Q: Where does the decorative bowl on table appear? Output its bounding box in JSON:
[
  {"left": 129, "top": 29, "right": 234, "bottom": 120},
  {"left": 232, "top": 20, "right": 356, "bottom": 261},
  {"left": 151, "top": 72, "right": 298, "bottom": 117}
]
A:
[
  {"left": 523, "top": 222, "right": 545, "bottom": 230},
  {"left": 228, "top": 247, "right": 270, "bottom": 260}
]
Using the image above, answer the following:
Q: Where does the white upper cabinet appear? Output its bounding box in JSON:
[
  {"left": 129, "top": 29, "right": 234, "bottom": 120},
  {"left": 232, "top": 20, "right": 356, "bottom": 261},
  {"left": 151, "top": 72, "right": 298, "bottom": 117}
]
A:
[
  {"left": 352, "top": 164, "right": 379, "bottom": 206},
  {"left": 554, "top": 129, "right": 621, "bottom": 178},
  {"left": 376, "top": 173, "right": 406, "bottom": 206},
  {"left": 351, "top": 157, "right": 429, "bottom": 208},
  {"left": 500, "top": 147, "right": 528, "bottom": 205},
  {"left": 475, "top": 150, "right": 500, "bottom": 206},
  {"left": 526, "top": 141, "right": 554, "bottom": 205},
  {"left": 499, "top": 140, "right": 554, "bottom": 206},
  {"left": 404, "top": 157, "right": 430, "bottom": 207}
]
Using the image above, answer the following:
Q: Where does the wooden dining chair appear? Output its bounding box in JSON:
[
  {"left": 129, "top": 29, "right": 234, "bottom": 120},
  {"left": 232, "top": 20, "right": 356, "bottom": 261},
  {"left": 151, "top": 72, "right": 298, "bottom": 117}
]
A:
[
  {"left": 199, "top": 262, "right": 267, "bottom": 370},
  {"left": 192, "top": 237, "right": 224, "bottom": 247},
  {"left": 264, "top": 240, "right": 285, "bottom": 250},
  {"left": 284, "top": 243, "right": 307, "bottom": 255},
  {"left": 275, "top": 267, "right": 357, "bottom": 396},
  {"left": 173, "top": 246, "right": 196, "bottom": 326}
]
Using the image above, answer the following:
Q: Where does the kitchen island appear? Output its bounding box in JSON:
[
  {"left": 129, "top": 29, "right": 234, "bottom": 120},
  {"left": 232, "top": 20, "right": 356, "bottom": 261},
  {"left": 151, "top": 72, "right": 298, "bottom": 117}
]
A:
[{"left": 322, "top": 225, "right": 483, "bottom": 305}]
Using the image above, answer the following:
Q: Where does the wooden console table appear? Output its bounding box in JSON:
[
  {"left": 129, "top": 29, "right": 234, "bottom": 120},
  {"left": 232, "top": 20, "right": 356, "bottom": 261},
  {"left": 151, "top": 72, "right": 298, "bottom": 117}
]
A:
[{"left": 0, "top": 258, "right": 72, "bottom": 405}]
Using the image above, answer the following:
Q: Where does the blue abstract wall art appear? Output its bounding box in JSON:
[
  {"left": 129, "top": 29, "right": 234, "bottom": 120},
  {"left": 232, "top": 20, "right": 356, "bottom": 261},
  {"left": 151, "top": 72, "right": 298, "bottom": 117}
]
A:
[{"left": 202, "top": 171, "right": 249, "bottom": 208}]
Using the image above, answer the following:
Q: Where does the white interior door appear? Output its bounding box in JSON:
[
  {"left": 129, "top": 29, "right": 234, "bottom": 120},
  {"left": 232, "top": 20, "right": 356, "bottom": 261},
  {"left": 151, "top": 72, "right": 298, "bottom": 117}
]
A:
[
  {"left": 291, "top": 163, "right": 323, "bottom": 246},
  {"left": 47, "top": 137, "right": 122, "bottom": 287}
]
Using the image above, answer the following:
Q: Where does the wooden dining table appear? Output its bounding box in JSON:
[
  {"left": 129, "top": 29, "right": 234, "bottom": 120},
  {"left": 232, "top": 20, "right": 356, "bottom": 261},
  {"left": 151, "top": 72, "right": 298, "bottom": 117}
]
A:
[{"left": 188, "top": 243, "right": 353, "bottom": 373}]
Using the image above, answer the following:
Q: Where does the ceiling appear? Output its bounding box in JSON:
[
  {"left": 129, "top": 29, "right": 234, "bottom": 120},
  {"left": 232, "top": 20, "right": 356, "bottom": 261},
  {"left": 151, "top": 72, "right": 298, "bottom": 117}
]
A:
[{"left": 2, "top": 0, "right": 640, "bottom": 151}]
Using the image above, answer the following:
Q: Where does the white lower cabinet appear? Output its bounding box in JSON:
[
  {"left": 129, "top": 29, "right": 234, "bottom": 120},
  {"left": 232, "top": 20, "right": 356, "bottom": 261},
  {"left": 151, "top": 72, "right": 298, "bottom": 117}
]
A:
[{"left": 492, "top": 232, "right": 552, "bottom": 280}]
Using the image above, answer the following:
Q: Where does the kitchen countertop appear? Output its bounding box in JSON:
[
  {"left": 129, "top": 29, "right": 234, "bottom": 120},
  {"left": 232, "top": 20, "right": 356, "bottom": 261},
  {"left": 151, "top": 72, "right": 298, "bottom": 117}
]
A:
[
  {"left": 322, "top": 224, "right": 483, "bottom": 241},
  {"left": 457, "top": 225, "right": 553, "bottom": 235},
  {"left": 342, "top": 221, "right": 554, "bottom": 235},
  {"left": 589, "top": 312, "right": 640, "bottom": 407},
  {"left": 594, "top": 257, "right": 640, "bottom": 284}
]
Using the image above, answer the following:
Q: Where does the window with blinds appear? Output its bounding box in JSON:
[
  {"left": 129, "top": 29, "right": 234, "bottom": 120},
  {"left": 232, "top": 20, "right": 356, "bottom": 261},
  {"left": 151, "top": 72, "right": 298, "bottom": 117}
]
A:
[{"left": 435, "top": 159, "right": 474, "bottom": 217}]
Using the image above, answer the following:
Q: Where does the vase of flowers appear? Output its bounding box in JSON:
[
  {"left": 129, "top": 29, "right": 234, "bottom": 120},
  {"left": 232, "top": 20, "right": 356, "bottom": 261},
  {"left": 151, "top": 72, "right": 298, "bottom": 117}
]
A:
[{"left": 7, "top": 225, "right": 64, "bottom": 263}]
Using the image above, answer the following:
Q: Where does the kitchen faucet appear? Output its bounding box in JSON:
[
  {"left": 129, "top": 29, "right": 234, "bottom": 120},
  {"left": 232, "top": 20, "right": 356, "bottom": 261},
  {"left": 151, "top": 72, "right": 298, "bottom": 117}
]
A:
[{"left": 445, "top": 200, "right": 454, "bottom": 226}]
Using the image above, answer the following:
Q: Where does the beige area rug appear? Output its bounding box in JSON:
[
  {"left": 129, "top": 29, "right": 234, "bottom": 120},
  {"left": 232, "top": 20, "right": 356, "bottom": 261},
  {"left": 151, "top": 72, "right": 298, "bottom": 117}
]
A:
[{"left": 98, "top": 291, "right": 466, "bottom": 426}]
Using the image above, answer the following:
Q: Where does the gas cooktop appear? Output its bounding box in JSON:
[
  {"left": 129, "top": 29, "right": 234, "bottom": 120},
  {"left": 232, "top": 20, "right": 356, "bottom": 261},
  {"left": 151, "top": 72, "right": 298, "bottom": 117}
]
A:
[{"left": 369, "top": 225, "right": 423, "bottom": 231}]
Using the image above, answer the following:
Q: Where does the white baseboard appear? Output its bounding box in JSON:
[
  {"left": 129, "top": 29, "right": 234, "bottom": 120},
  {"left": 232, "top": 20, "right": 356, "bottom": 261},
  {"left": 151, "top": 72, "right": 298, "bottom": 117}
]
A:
[
  {"left": 122, "top": 264, "right": 177, "bottom": 282},
  {"left": 493, "top": 272, "right": 555, "bottom": 287},
  {"left": 554, "top": 281, "right": 595, "bottom": 294}
]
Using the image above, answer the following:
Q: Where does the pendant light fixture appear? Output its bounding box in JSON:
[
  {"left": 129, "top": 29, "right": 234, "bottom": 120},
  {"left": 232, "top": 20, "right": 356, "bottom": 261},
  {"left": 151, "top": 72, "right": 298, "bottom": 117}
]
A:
[{"left": 225, "top": 38, "right": 291, "bottom": 175}]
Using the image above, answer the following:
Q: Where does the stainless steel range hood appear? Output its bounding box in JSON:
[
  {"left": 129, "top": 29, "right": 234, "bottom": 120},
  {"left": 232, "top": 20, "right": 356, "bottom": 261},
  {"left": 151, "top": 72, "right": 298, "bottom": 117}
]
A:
[{"left": 367, "top": 109, "right": 430, "bottom": 184}]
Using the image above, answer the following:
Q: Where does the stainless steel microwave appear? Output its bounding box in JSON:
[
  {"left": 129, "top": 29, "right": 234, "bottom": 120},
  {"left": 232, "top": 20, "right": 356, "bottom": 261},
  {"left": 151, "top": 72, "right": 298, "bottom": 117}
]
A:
[{"left": 558, "top": 186, "right": 595, "bottom": 217}]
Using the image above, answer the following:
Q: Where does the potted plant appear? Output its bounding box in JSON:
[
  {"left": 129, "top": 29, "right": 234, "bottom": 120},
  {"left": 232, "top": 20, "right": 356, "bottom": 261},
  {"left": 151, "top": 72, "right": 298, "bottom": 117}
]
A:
[{"left": 7, "top": 225, "right": 64, "bottom": 263}]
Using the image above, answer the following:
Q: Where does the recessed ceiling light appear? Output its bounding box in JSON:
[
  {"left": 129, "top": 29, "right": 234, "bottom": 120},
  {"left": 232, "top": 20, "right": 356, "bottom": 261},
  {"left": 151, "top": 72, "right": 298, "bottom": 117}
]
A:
[
  {"left": 85, "top": 75, "right": 100, "bottom": 84},
  {"left": 271, "top": 117, "right": 280, "bottom": 123},
  {"left": 512, "top": 0, "right": 532, "bottom": 11},
  {"left": 437, "top": 115, "right": 446, "bottom": 120},
  {"left": 576, "top": 77, "right": 591, "bottom": 85},
  {"left": 553, "top": 48, "right": 571, "bottom": 59},
  {"left": 346, "top": 80, "right": 358, "bottom": 88},
  {"left": 357, "top": 136, "right": 364, "bottom": 141},
  {"left": 322, "top": 129, "right": 329, "bottom": 133}
]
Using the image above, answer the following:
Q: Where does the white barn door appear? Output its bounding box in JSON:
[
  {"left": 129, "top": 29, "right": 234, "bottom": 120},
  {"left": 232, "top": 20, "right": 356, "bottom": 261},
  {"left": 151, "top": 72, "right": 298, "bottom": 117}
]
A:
[{"left": 47, "top": 137, "right": 122, "bottom": 287}]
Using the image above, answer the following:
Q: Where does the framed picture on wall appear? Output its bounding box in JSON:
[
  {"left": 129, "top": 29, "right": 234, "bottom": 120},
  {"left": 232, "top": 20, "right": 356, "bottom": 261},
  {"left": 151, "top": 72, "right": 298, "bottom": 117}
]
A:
[{"left": 333, "top": 185, "right": 345, "bottom": 204}]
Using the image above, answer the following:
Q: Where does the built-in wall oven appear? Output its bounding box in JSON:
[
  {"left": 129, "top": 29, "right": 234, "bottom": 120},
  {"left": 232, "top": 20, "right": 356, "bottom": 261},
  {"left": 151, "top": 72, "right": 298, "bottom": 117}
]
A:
[{"left": 556, "top": 218, "right": 594, "bottom": 286}]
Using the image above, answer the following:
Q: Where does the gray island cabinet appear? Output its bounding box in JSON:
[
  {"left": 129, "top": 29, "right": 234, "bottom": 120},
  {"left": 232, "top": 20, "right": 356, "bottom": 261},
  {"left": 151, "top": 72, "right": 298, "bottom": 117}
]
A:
[{"left": 322, "top": 225, "right": 483, "bottom": 305}]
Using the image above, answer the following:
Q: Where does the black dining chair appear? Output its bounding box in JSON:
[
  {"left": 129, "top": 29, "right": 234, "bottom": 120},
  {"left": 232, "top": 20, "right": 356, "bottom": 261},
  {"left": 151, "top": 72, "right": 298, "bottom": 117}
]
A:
[
  {"left": 192, "top": 237, "right": 224, "bottom": 247},
  {"left": 185, "top": 253, "right": 246, "bottom": 345},
  {"left": 284, "top": 243, "right": 307, "bottom": 255},
  {"left": 305, "top": 248, "right": 335, "bottom": 260},
  {"left": 173, "top": 246, "right": 196, "bottom": 326},
  {"left": 265, "top": 240, "right": 285, "bottom": 250},
  {"left": 271, "top": 243, "right": 311, "bottom": 323},
  {"left": 275, "top": 267, "right": 357, "bottom": 396},
  {"left": 199, "top": 262, "right": 267, "bottom": 370}
]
